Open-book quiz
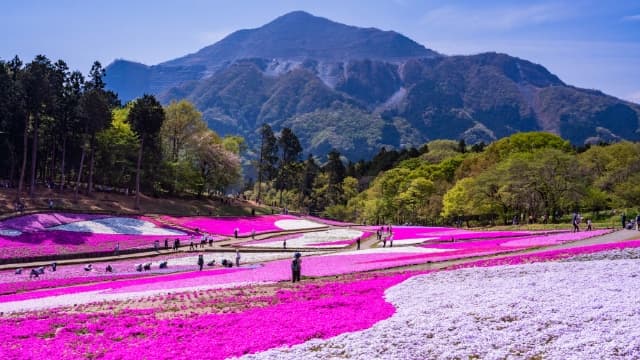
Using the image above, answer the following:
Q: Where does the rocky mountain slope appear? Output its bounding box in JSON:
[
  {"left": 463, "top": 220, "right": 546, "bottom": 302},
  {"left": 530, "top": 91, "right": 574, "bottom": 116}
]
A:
[{"left": 106, "top": 11, "right": 640, "bottom": 160}]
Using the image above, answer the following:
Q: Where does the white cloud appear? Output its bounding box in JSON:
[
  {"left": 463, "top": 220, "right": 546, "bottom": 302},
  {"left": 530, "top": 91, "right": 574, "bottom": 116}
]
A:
[
  {"left": 422, "top": 3, "right": 568, "bottom": 31},
  {"left": 626, "top": 91, "right": 640, "bottom": 104}
]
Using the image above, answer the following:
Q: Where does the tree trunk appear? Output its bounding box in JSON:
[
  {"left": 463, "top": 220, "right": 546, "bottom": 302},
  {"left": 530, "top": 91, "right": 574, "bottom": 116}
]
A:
[
  {"left": 6, "top": 140, "right": 16, "bottom": 189},
  {"left": 135, "top": 138, "right": 144, "bottom": 210},
  {"left": 87, "top": 149, "right": 95, "bottom": 194},
  {"left": 16, "top": 113, "right": 30, "bottom": 203},
  {"left": 48, "top": 140, "right": 56, "bottom": 186},
  {"left": 29, "top": 114, "right": 39, "bottom": 197},
  {"left": 74, "top": 144, "right": 86, "bottom": 201},
  {"left": 59, "top": 136, "right": 66, "bottom": 191},
  {"left": 87, "top": 137, "right": 95, "bottom": 194}
]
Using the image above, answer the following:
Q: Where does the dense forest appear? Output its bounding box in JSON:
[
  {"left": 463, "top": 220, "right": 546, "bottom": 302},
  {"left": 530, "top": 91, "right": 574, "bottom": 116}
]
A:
[
  {"left": 0, "top": 55, "right": 242, "bottom": 208},
  {"left": 251, "top": 130, "right": 640, "bottom": 226}
]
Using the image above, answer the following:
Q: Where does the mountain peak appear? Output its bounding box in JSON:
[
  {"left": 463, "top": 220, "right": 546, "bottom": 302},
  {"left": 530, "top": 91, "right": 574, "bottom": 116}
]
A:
[
  {"left": 158, "top": 11, "right": 437, "bottom": 69},
  {"left": 270, "top": 10, "right": 325, "bottom": 23}
]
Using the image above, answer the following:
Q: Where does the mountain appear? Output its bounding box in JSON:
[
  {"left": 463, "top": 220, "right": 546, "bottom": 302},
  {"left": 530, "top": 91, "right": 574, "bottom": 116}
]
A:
[{"left": 105, "top": 11, "right": 640, "bottom": 160}]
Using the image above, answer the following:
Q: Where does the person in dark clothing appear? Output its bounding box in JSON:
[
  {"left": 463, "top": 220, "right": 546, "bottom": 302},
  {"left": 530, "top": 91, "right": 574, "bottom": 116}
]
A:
[
  {"left": 572, "top": 213, "right": 580, "bottom": 232},
  {"left": 50, "top": 262, "right": 57, "bottom": 272},
  {"left": 30, "top": 268, "right": 40, "bottom": 278},
  {"left": 197, "top": 254, "right": 204, "bottom": 271},
  {"left": 291, "top": 253, "right": 302, "bottom": 283},
  {"left": 164, "top": 238, "right": 169, "bottom": 250},
  {"left": 622, "top": 213, "right": 627, "bottom": 229},
  {"left": 356, "top": 237, "right": 361, "bottom": 250},
  {"left": 105, "top": 264, "right": 113, "bottom": 273}
]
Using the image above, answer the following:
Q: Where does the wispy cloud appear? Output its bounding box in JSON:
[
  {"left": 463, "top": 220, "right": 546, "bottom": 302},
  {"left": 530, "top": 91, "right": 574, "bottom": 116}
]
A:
[
  {"left": 622, "top": 14, "right": 640, "bottom": 21},
  {"left": 422, "top": 3, "right": 569, "bottom": 31},
  {"left": 626, "top": 91, "right": 640, "bottom": 104}
]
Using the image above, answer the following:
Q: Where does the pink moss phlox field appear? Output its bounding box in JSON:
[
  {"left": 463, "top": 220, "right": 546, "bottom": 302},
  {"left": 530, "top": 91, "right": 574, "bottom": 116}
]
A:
[
  {"left": 498, "top": 229, "right": 611, "bottom": 247},
  {"left": 0, "top": 274, "right": 411, "bottom": 360},
  {"left": 309, "top": 231, "right": 372, "bottom": 247},
  {"left": 0, "top": 232, "right": 192, "bottom": 259},
  {"left": 0, "top": 213, "right": 194, "bottom": 259},
  {"left": 0, "top": 212, "right": 108, "bottom": 232},
  {"left": 241, "top": 231, "right": 372, "bottom": 248},
  {"left": 160, "top": 214, "right": 308, "bottom": 236},
  {"left": 0, "top": 274, "right": 143, "bottom": 295},
  {"left": 0, "top": 267, "right": 245, "bottom": 303},
  {"left": 388, "top": 226, "right": 538, "bottom": 241},
  {"left": 451, "top": 239, "right": 640, "bottom": 269},
  {"left": 303, "top": 215, "right": 357, "bottom": 226},
  {"left": 0, "top": 252, "right": 213, "bottom": 295},
  {"left": 239, "top": 233, "right": 304, "bottom": 246}
]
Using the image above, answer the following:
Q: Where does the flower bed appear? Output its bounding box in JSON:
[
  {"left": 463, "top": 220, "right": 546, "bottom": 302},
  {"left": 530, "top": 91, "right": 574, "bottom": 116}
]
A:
[
  {"left": 452, "top": 239, "right": 640, "bottom": 269},
  {"left": 0, "top": 213, "right": 192, "bottom": 259},
  {"left": 302, "top": 215, "right": 358, "bottom": 226},
  {"left": 369, "top": 225, "right": 537, "bottom": 245},
  {"left": 160, "top": 215, "right": 325, "bottom": 236},
  {"left": 0, "top": 249, "right": 312, "bottom": 296},
  {"left": 0, "top": 273, "right": 412, "bottom": 360},
  {"left": 0, "top": 231, "right": 620, "bottom": 311},
  {"left": 241, "top": 229, "right": 370, "bottom": 248},
  {"left": 245, "top": 256, "right": 640, "bottom": 359},
  {"left": 2, "top": 235, "right": 638, "bottom": 359}
]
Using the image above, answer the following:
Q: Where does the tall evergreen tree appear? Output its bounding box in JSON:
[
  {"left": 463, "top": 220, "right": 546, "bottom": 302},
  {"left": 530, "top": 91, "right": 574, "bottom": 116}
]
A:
[
  {"left": 256, "top": 123, "right": 278, "bottom": 201},
  {"left": 324, "top": 149, "right": 346, "bottom": 206},
  {"left": 276, "top": 127, "right": 302, "bottom": 205},
  {"left": 128, "top": 94, "right": 165, "bottom": 209},
  {"left": 58, "top": 71, "right": 84, "bottom": 190},
  {"left": 22, "top": 55, "right": 54, "bottom": 198}
]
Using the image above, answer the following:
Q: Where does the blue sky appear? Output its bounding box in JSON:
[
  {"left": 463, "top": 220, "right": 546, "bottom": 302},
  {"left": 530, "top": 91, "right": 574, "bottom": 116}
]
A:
[{"left": 2, "top": 0, "right": 639, "bottom": 103}]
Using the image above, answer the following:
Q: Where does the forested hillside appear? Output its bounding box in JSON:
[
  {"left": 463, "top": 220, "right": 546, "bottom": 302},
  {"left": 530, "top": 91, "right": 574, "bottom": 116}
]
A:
[{"left": 0, "top": 57, "right": 242, "bottom": 208}]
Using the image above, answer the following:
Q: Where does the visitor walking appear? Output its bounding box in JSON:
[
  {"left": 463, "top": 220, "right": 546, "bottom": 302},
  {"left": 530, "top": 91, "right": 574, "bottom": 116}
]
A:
[
  {"left": 572, "top": 213, "right": 580, "bottom": 233},
  {"left": 197, "top": 254, "right": 204, "bottom": 271},
  {"left": 114, "top": 243, "right": 120, "bottom": 256},
  {"left": 251, "top": 229, "right": 256, "bottom": 239},
  {"left": 235, "top": 249, "right": 241, "bottom": 267},
  {"left": 382, "top": 236, "right": 387, "bottom": 248},
  {"left": 356, "top": 237, "right": 361, "bottom": 250},
  {"left": 622, "top": 213, "right": 627, "bottom": 229},
  {"left": 291, "top": 252, "right": 302, "bottom": 283},
  {"left": 234, "top": 228, "right": 239, "bottom": 239},
  {"left": 283, "top": 239, "right": 287, "bottom": 249},
  {"left": 164, "top": 238, "right": 169, "bottom": 250},
  {"left": 586, "top": 219, "right": 593, "bottom": 231}
]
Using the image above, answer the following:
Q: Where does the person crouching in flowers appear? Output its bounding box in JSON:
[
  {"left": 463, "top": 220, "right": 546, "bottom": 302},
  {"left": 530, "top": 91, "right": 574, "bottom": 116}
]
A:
[{"left": 291, "top": 252, "right": 302, "bottom": 283}]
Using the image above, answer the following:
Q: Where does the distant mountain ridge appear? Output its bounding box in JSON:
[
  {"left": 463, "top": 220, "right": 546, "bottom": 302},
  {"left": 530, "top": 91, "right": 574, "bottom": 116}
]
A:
[{"left": 105, "top": 11, "right": 640, "bottom": 160}]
